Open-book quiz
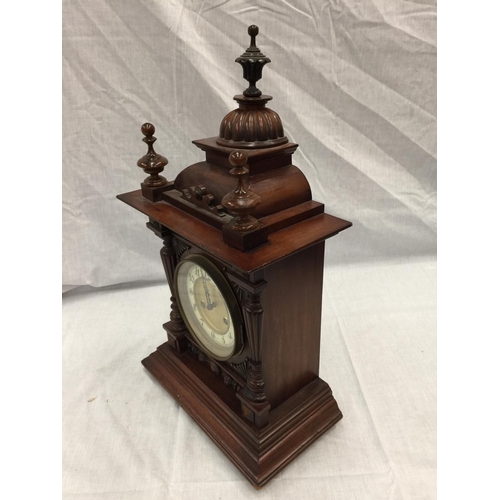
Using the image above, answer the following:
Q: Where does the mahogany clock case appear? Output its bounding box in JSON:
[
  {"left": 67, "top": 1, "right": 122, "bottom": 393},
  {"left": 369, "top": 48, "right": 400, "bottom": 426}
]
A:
[
  {"left": 117, "top": 25, "right": 352, "bottom": 488},
  {"left": 118, "top": 185, "right": 351, "bottom": 489}
]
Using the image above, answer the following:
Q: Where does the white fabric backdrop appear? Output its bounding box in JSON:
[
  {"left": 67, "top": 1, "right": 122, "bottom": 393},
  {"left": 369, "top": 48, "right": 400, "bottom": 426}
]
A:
[
  {"left": 62, "top": 1, "right": 436, "bottom": 498},
  {"left": 62, "top": 0, "right": 436, "bottom": 288}
]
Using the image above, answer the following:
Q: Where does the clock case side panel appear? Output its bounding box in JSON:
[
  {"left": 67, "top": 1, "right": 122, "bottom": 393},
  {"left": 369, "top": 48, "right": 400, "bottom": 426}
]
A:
[{"left": 260, "top": 242, "right": 325, "bottom": 409}]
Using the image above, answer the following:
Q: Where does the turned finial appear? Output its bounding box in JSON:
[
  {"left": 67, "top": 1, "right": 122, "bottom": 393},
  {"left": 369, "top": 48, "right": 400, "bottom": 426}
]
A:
[
  {"left": 236, "top": 25, "right": 270, "bottom": 98},
  {"left": 222, "top": 151, "right": 261, "bottom": 232},
  {"left": 137, "top": 123, "right": 168, "bottom": 187}
]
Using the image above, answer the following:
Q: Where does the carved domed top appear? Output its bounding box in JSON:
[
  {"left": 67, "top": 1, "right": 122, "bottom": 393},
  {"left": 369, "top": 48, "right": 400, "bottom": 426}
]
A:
[
  {"left": 216, "top": 26, "right": 288, "bottom": 150},
  {"left": 217, "top": 95, "right": 288, "bottom": 149}
]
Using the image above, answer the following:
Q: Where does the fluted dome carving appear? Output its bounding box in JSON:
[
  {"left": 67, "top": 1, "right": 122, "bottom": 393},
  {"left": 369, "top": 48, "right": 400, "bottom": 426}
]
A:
[{"left": 217, "top": 95, "right": 288, "bottom": 149}]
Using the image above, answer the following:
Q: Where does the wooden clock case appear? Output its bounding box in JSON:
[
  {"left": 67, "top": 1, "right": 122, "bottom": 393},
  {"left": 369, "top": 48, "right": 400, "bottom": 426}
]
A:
[{"left": 117, "top": 26, "right": 352, "bottom": 488}]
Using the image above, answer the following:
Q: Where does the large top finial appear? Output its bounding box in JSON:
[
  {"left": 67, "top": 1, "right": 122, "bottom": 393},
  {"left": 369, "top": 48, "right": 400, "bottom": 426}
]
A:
[{"left": 236, "top": 25, "right": 270, "bottom": 97}]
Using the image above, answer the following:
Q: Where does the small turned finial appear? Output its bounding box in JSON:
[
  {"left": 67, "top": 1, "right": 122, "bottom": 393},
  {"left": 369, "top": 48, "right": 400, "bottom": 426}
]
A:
[
  {"left": 222, "top": 151, "right": 261, "bottom": 232},
  {"left": 137, "top": 123, "right": 168, "bottom": 187},
  {"left": 248, "top": 25, "right": 259, "bottom": 49},
  {"left": 236, "top": 25, "right": 270, "bottom": 98},
  {"left": 141, "top": 122, "right": 154, "bottom": 137}
]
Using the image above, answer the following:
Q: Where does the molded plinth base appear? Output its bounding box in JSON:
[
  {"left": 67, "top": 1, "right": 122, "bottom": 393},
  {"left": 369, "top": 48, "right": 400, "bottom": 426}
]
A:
[{"left": 142, "top": 342, "right": 343, "bottom": 489}]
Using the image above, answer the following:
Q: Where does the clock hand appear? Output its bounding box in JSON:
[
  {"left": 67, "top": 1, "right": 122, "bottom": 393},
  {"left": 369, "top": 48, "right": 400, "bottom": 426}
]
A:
[
  {"left": 206, "top": 287, "right": 215, "bottom": 311},
  {"left": 202, "top": 272, "right": 214, "bottom": 310}
]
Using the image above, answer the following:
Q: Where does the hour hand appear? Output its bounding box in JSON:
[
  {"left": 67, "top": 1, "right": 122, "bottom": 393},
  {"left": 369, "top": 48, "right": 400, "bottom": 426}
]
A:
[{"left": 202, "top": 273, "right": 214, "bottom": 309}]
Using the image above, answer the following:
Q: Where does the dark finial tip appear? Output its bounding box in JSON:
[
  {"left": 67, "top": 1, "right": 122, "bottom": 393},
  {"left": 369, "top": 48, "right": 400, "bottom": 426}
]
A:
[
  {"left": 248, "top": 25, "right": 259, "bottom": 37},
  {"left": 229, "top": 150, "right": 248, "bottom": 167},
  {"left": 141, "top": 122, "right": 155, "bottom": 137}
]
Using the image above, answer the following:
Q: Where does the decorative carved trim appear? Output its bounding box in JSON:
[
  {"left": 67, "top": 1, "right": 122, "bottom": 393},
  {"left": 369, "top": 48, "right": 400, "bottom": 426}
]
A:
[
  {"left": 228, "top": 273, "right": 270, "bottom": 428},
  {"left": 235, "top": 25, "right": 270, "bottom": 98},
  {"left": 231, "top": 359, "right": 248, "bottom": 379},
  {"left": 172, "top": 238, "right": 189, "bottom": 262},
  {"left": 146, "top": 218, "right": 170, "bottom": 239},
  {"left": 137, "top": 123, "right": 168, "bottom": 187},
  {"left": 180, "top": 185, "right": 225, "bottom": 216},
  {"left": 137, "top": 123, "right": 174, "bottom": 202},
  {"left": 221, "top": 150, "right": 261, "bottom": 233},
  {"left": 218, "top": 104, "right": 288, "bottom": 149},
  {"left": 241, "top": 291, "right": 267, "bottom": 403},
  {"left": 232, "top": 280, "right": 246, "bottom": 306},
  {"left": 160, "top": 232, "right": 189, "bottom": 350},
  {"left": 188, "top": 343, "right": 242, "bottom": 392},
  {"left": 217, "top": 26, "right": 288, "bottom": 150}
]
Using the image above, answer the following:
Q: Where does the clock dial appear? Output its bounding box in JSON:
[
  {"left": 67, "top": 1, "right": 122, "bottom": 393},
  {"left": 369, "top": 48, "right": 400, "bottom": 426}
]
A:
[{"left": 174, "top": 255, "right": 242, "bottom": 360}]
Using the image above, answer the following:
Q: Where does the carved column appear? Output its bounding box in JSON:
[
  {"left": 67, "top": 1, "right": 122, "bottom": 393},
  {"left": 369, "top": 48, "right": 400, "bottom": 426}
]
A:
[
  {"left": 146, "top": 218, "right": 188, "bottom": 350},
  {"left": 241, "top": 292, "right": 266, "bottom": 403},
  {"left": 230, "top": 274, "right": 270, "bottom": 429}
]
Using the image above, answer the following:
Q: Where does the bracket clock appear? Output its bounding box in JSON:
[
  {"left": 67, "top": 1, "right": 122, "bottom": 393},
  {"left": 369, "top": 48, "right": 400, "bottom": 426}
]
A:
[{"left": 117, "top": 26, "right": 352, "bottom": 488}]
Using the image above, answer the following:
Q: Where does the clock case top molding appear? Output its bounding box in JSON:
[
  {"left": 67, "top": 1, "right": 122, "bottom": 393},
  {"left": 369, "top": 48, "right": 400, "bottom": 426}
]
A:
[{"left": 117, "top": 25, "right": 352, "bottom": 489}]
